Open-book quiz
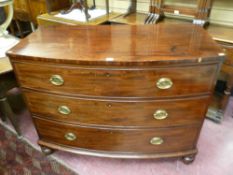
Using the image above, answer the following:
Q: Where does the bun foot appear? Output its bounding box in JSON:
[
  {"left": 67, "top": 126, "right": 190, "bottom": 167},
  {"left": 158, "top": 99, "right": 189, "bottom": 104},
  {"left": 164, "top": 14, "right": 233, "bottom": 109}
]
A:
[
  {"left": 41, "top": 146, "right": 54, "bottom": 155},
  {"left": 182, "top": 155, "right": 195, "bottom": 164}
]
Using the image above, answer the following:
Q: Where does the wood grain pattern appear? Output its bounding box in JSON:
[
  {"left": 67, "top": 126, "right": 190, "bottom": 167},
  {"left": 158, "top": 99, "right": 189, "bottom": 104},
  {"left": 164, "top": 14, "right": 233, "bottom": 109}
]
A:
[
  {"left": 23, "top": 89, "right": 209, "bottom": 127},
  {"left": 38, "top": 139, "right": 197, "bottom": 159},
  {"left": 7, "top": 24, "right": 224, "bottom": 66},
  {"left": 13, "top": 62, "right": 218, "bottom": 98},
  {"left": 8, "top": 24, "right": 224, "bottom": 161},
  {"left": 34, "top": 117, "right": 200, "bottom": 153}
]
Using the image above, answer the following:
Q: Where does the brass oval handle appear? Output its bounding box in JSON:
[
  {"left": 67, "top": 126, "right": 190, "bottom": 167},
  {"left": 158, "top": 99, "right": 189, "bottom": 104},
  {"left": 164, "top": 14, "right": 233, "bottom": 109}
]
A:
[
  {"left": 153, "top": 109, "right": 168, "bottom": 120},
  {"left": 65, "top": 132, "right": 77, "bottom": 141},
  {"left": 156, "top": 78, "right": 173, "bottom": 89},
  {"left": 150, "top": 137, "right": 164, "bottom": 145},
  {"left": 58, "top": 105, "right": 71, "bottom": 115},
  {"left": 50, "top": 75, "right": 64, "bottom": 86}
]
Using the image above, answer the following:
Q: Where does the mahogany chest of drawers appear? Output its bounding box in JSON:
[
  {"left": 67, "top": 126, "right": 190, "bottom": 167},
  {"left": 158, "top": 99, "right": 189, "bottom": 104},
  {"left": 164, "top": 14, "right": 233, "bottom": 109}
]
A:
[{"left": 7, "top": 24, "right": 224, "bottom": 164}]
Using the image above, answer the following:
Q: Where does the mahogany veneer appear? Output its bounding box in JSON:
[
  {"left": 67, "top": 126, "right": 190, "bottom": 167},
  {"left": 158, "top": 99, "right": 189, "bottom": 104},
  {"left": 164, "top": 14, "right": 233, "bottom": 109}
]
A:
[
  {"left": 23, "top": 90, "right": 209, "bottom": 127},
  {"left": 14, "top": 63, "right": 218, "bottom": 98},
  {"left": 7, "top": 24, "right": 225, "bottom": 164},
  {"left": 34, "top": 117, "right": 200, "bottom": 153}
]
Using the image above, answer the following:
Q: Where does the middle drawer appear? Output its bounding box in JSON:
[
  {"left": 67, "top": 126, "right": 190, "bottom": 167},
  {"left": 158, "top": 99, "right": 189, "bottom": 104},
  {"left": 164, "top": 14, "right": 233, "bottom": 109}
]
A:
[{"left": 24, "top": 90, "right": 209, "bottom": 128}]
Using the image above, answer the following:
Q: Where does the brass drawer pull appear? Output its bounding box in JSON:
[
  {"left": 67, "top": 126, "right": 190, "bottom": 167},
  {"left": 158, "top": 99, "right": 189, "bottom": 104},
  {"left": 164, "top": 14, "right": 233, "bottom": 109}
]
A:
[
  {"left": 150, "top": 137, "right": 164, "bottom": 145},
  {"left": 58, "top": 105, "right": 71, "bottom": 115},
  {"left": 65, "top": 132, "right": 77, "bottom": 141},
  {"left": 50, "top": 75, "right": 64, "bottom": 86},
  {"left": 156, "top": 78, "right": 173, "bottom": 89},
  {"left": 153, "top": 109, "right": 168, "bottom": 120}
]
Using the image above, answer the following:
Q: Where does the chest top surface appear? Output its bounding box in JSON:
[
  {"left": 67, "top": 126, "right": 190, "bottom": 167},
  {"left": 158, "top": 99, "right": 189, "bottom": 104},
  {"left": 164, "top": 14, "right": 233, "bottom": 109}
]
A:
[{"left": 7, "top": 24, "right": 224, "bottom": 66}]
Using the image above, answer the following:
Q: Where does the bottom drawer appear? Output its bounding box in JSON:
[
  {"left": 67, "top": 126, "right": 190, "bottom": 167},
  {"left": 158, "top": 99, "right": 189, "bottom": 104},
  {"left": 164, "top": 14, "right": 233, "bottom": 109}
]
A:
[{"left": 34, "top": 117, "right": 200, "bottom": 154}]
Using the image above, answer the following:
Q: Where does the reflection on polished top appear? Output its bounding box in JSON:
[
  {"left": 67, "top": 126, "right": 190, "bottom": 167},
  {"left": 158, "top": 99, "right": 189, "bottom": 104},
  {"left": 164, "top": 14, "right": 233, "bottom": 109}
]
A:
[{"left": 8, "top": 24, "right": 224, "bottom": 66}]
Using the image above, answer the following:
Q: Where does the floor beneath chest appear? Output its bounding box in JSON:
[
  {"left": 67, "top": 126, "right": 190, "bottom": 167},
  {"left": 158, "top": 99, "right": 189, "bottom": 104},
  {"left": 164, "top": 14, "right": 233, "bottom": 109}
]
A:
[{"left": 0, "top": 98, "right": 233, "bottom": 175}]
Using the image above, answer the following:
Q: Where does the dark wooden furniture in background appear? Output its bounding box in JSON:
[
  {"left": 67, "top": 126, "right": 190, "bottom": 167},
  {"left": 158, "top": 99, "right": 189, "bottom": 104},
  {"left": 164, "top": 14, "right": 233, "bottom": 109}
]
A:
[
  {"left": 11, "top": 0, "right": 35, "bottom": 37},
  {"left": 13, "top": 0, "right": 70, "bottom": 25},
  {"left": 9, "top": 0, "right": 70, "bottom": 37},
  {"left": 44, "top": 0, "right": 70, "bottom": 15},
  {"left": 7, "top": 24, "right": 224, "bottom": 164},
  {"left": 0, "top": 58, "right": 21, "bottom": 137}
]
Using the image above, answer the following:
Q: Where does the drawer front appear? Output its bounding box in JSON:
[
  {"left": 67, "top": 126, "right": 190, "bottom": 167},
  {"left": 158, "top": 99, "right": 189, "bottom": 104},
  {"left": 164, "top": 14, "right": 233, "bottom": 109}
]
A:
[
  {"left": 25, "top": 90, "right": 209, "bottom": 127},
  {"left": 14, "top": 63, "right": 217, "bottom": 98},
  {"left": 34, "top": 117, "right": 199, "bottom": 153}
]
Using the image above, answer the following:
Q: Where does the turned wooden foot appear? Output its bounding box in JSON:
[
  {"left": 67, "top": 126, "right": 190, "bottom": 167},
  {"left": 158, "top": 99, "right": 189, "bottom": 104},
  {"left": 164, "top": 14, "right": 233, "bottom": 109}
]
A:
[
  {"left": 182, "top": 155, "right": 195, "bottom": 164},
  {"left": 41, "top": 146, "right": 54, "bottom": 155}
]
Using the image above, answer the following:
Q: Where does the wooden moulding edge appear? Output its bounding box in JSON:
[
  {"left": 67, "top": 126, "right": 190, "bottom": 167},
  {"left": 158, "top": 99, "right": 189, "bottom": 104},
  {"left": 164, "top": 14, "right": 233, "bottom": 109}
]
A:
[{"left": 38, "top": 140, "right": 197, "bottom": 159}]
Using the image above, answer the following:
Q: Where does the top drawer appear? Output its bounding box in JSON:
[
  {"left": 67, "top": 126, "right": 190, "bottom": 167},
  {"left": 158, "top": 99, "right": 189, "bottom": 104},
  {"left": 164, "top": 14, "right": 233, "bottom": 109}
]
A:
[{"left": 13, "top": 63, "right": 218, "bottom": 98}]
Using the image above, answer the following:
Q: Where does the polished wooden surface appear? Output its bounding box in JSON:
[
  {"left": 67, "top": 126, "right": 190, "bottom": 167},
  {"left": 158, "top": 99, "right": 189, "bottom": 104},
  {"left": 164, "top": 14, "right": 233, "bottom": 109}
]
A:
[
  {"left": 24, "top": 90, "right": 209, "bottom": 127},
  {"left": 7, "top": 24, "right": 224, "bottom": 66},
  {"left": 8, "top": 24, "right": 224, "bottom": 162},
  {"left": 14, "top": 62, "right": 218, "bottom": 98},
  {"left": 34, "top": 117, "right": 200, "bottom": 153},
  {"left": 38, "top": 139, "right": 197, "bottom": 159}
]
